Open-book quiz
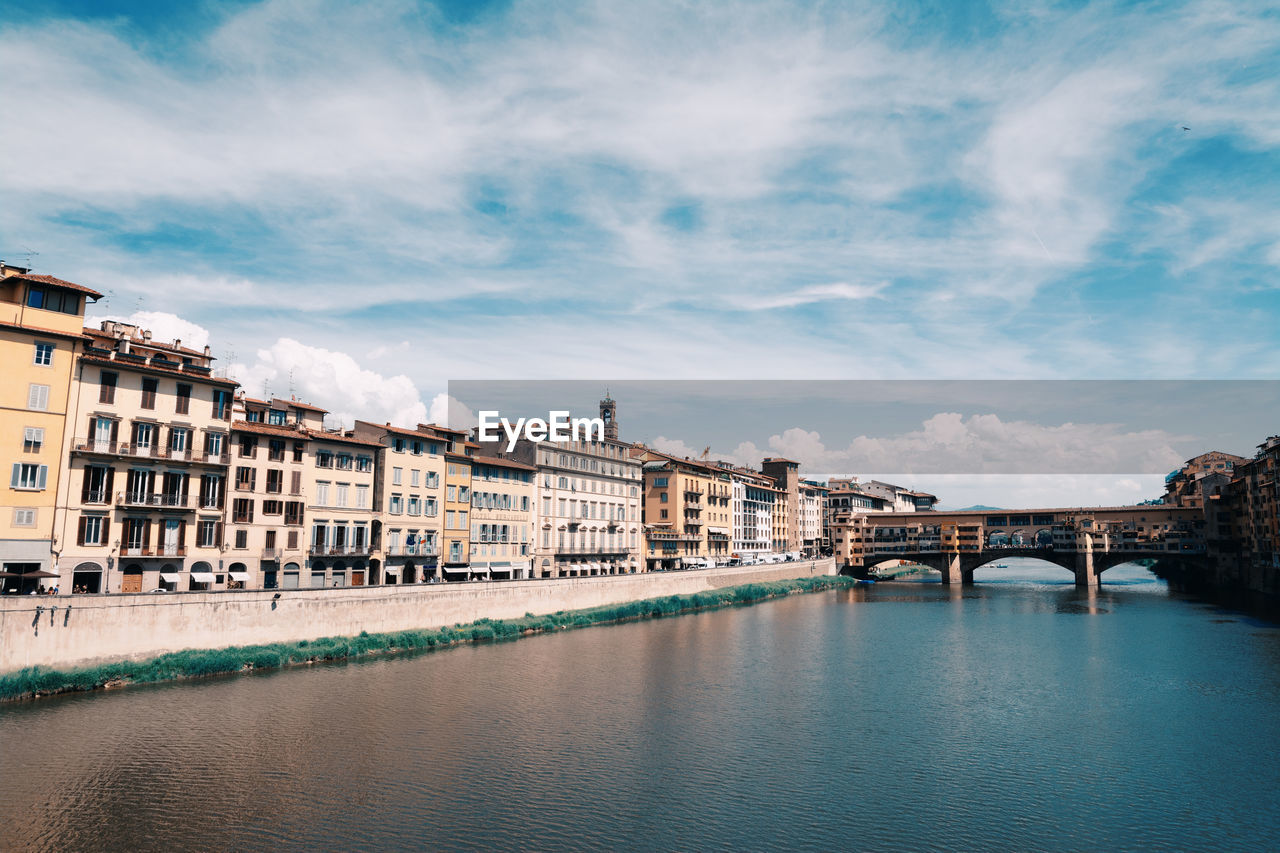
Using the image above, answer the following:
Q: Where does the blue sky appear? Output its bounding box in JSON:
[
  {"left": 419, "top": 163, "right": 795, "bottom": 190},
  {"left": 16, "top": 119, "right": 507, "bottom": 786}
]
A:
[{"left": 2, "top": 0, "right": 1278, "bottom": 502}]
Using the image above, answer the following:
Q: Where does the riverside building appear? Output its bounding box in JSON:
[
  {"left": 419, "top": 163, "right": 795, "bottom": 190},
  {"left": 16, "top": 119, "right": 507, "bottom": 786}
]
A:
[
  {"left": 636, "top": 449, "right": 732, "bottom": 571},
  {"left": 1, "top": 266, "right": 100, "bottom": 590},
  {"left": 55, "top": 320, "right": 237, "bottom": 593},
  {"left": 351, "top": 421, "right": 452, "bottom": 584},
  {"left": 499, "top": 396, "right": 643, "bottom": 578},
  {"left": 469, "top": 455, "right": 537, "bottom": 580}
]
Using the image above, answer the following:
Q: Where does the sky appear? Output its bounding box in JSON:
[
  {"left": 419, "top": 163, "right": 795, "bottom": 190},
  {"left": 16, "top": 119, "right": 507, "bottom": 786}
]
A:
[{"left": 2, "top": 0, "right": 1277, "bottom": 506}]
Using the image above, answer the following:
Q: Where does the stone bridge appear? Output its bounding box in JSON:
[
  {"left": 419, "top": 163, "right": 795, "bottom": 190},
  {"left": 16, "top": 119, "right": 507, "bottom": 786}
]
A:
[
  {"left": 831, "top": 504, "right": 1209, "bottom": 587},
  {"left": 856, "top": 546, "right": 1208, "bottom": 587}
]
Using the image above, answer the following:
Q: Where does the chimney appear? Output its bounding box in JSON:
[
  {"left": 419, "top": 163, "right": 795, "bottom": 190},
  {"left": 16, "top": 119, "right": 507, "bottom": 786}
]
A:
[
  {"left": 173, "top": 338, "right": 181, "bottom": 349},
  {"left": 203, "top": 345, "right": 211, "bottom": 357},
  {"left": 142, "top": 330, "right": 152, "bottom": 343}
]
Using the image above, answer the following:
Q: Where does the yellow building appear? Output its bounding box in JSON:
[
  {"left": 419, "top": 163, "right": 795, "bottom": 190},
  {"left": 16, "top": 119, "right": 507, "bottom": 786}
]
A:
[
  {"left": 441, "top": 444, "right": 474, "bottom": 578},
  {"left": 635, "top": 449, "right": 732, "bottom": 571},
  {"left": 352, "top": 420, "right": 450, "bottom": 584},
  {"left": 1, "top": 266, "right": 100, "bottom": 590}
]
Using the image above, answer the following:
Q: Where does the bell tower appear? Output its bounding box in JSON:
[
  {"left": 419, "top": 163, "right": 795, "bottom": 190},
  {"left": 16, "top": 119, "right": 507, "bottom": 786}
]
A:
[{"left": 600, "top": 390, "right": 618, "bottom": 440}]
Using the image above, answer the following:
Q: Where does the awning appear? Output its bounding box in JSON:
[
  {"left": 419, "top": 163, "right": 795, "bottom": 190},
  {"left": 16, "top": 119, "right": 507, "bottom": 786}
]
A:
[
  {"left": 160, "top": 572, "right": 182, "bottom": 582},
  {"left": 229, "top": 572, "right": 250, "bottom": 582},
  {"left": 190, "top": 572, "right": 216, "bottom": 583},
  {"left": 384, "top": 566, "right": 400, "bottom": 576},
  {"left": 19, "top": 569, "right": 60, "bottom": 579}
]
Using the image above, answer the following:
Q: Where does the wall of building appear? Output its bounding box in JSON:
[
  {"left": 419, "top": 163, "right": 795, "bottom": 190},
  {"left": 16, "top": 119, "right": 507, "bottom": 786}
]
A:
[{"left": 0, "top": 558, "right": 835, "bottom": 673}]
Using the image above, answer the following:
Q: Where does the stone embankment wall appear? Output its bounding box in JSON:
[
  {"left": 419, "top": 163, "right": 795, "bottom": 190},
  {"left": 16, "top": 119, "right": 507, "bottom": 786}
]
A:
[{"left": 1, "top": 559, "right": 834, "bottom": 673}]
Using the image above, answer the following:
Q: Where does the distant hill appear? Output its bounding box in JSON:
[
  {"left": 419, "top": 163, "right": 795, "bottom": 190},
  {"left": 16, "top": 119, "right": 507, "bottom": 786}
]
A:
[{"left": 945, "top": 504, "right": 1003, "bottom": 511}]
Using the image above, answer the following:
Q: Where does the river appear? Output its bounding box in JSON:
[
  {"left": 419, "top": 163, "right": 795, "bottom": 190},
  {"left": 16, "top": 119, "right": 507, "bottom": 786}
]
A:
[{"left": 2, "top": 560, "right": 1279, "bottom": 851}]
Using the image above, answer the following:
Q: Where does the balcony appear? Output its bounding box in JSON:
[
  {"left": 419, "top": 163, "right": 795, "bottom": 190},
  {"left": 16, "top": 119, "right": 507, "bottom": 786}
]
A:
[
  {"left": 116, "top": 492, "right": 194, "bottom": 511},
  {"left": 82, "top": 489, "right": 110, "bottom": 505},
  {"left": 385, "top": 544, "right": 440, "bottom": 557},
  {"left": 119, "top": 545, "right": 187, "bottom": 557},
  {"left": 72, "top": 438, "right": 229, "bottom": 465},
  {"left": 309, "top": 543, "right": 374, "bottom": 557}
]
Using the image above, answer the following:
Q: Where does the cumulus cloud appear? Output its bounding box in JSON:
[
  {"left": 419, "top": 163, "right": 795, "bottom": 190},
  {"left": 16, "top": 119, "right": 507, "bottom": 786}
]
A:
[{"left": 230, "top": 338, "right": 430, "bottom": 429}]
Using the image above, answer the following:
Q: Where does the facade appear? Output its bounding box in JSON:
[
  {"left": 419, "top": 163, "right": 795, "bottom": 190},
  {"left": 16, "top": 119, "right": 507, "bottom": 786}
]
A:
[
  {"left": 1215, "top": 436, "right": 1280, "bottom": 593},
  {"left": 55, "top": 320, "right": 237, "bottom": 594},
  {"left": 798, "top": 481, "right": 827, "bottom": 556},
  {"left": 1163, "top": 451, "right": 1249, "bottom": 508},
  {"left": 469, "top": 455, "right": 537, "bottom": 580},
  {"left": 636, "top": 449, "right": 732, "bottom": 570},
  {"left": 730, "top": 469, "right": 780, "bottom": 561},
  {"left": 442, "top": 447, "right": 474, "bottom": 578},
  {"left": 1, "top": 267, "right": 100, "bottom": 590},
  {"left": 761, "top": 458, "right": 801, "bottom": 552},
  {"left": 303, "top": 428, "right": 381, "bottom": 588},
  {"left": 502, "top": 412, "right": 643, "bottom": 578},
  {"left": 351, "top": 421, "right": 452, "bottom": 584}
]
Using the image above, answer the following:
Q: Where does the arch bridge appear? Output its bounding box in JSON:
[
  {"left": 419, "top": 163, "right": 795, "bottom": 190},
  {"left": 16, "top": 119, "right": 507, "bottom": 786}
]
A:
[{"left": 834, "top": 504, "right": 1208, "bottom": 587}]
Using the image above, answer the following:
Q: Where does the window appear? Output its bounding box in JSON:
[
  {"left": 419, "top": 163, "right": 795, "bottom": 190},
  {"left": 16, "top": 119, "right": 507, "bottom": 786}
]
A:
[
  {"left": 33, "top": 342, "right": 54, "bottom": 366},
  {"left": 79, "top": 515, "right": 104, "bottom": 544},
  {"left": 337, "top": 454, "right": 353, "bottom": 470},
  {"left": 235, "top": 530, "right": 248, "bottom": 549},
  {"left": 660, "top": 492, "right": 668, "bottom": 503},
  {"left": 316, "top": 482, "right": 330, "bottom": 505},
  {"left": 266, "top": 469, "right": 283, "bottom": 493},
  {"left": 198, "top": 520, "right": 218, "bottom": 548},
  {"left": 285, "top": 501, "right": 304, "bottom": 525},
  {"left": 98, "top": 371, "right": 118, "bottom": 404},
  {"left": 336, "top": 483, "right": 349, "bottom": 507},
  {"left": 200, "top": 474, "right": 223, "bottom": 509},
  {"left": 213, "top": 390, "right": 232, "bottom": 420},
  {"left": 10, "top": 463, "right": 48, "bottom": 490},
  {"left": 389, "top": 493, "right": 403, "bottom": 514},
  {"left": 447, "top": 485, "right": 457, "bottom": 502},
  {"left": 169, "top": 427, "right": 189, "bottom": 453},
  {"left": 27, "top": 384, "right": 49, "bottom": 411},
  {"left": 140, "top": 378, "right": 157, "bottom": 410},
  {"left": 410, "top": 470, "right": 420, "bottom": 487},
  {"left": 204, "top": 431, "right": 224, "bottom": 458},
  {"left": 292, "top": 442, "right": 304, "bottom": 462},
  {"left": 239, "top": 436, "right": 257, "bottom": 458},
  {"left": 175, "top": 383, "right": 191, "bottom": 414},
  {"left": 356, "top": 455, "right": 372, "bottom": 473},
  {"left": 235, "top": 466, "right": 256, "bottom": 491},
  {"left": 393, "top": 438, "right": 406, "bottom": 453},
  {"left": 268, "top": 409, "right": 287, "bottom": 425},
  {"left": 393, "top": 467, "right": 403, "bottom": 485},
  {"left": 263, "top": 499, "right": 283, "bottom": 515},
  {"left": 315, "top": 450, "right": 333, "bottom": 468},
  {"left": 654, "top": 476, "right": 668, "bottom": 487},
  {"left": 26, "top": 286, "right": 79, "bottom": 315},
  {"left": 14, "top": 508, "right": 37, "bottom": 527},
  {"left": 407, "top": 496, "right": 420, "bottom": 515},
  {"left": 268, "top": 439, "right": 285, "bottom": 461},
  {"left": 424, "top": 497, "right": 437, "bottom": 516},
  {"left": 425, "top": 472, "right": 439, "bottom": 488},
  {"left": 232, "top": 498, "right": 254, "bottom": 523},
  {"left": 23, "top": 427, "right": 44, "bottom": 453},
  {"left": 356, "top": 484, "right": 369, "bottom": 509}
]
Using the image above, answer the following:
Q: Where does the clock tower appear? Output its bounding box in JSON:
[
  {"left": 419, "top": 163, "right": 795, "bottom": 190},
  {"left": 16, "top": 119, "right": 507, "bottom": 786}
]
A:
[{"left": 600, "top": 391, "right": 618, "bottom": 440}]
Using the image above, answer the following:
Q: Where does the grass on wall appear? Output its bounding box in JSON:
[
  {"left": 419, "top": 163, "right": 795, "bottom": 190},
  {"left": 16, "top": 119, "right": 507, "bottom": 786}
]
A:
[{"left": 1, "top": 575, "right": 855, "bottom": 702}]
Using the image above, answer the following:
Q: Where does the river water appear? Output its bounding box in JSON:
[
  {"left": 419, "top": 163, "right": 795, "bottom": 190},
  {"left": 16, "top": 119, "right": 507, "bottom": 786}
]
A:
[{"left": 3, "top": 561, "right": 1279, "bottom": 852}]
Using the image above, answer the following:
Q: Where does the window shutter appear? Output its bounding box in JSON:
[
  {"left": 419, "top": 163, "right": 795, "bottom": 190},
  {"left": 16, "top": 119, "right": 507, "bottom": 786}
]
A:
[
  {"left": 37, "top": 465, "right": 48, "bottom": 490},
  {"left": 142, "top": 519, "right": 152, "bottom": 554},
  {"left": 102, "top": 518, "right": 110, "bottom": 543},
  {"left": 105, "top": 467, "right": 115, "bottom": 496},
  {"left": 110, "top": 420, "right": 118, "bottom": 444},
  {"left": 250, "top": 469, "right": 257, "bottom": 492},
  {"left": 291, "top": 470, "right": 301, "bottom": 494},
  {"left": 178, "top": 520, "right": 187, "bottom": 549},
  {"left": 77, "top": 517, "right": 87, "bottom": 546},
  {"left": 215, "top": 521, "right": 225, "bottom": 547},
  {"left": 88, "top": 416, "right": 96, "bottom": 443},
  {"left": 81, "top": 471, "right": 92, "bottom": 503}
]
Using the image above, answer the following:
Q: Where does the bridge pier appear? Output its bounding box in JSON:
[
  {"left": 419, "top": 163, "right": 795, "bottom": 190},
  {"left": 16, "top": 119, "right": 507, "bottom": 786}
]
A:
[
  {"left": 940, "top": 554, "right": 965, "bottom": 585},
  {"left": 1074, "top": 549, "right": 1098, "bottom": 588}
]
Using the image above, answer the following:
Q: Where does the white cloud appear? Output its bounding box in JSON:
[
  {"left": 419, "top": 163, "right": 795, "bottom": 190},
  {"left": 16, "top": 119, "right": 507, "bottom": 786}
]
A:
[
  {"left": 230, "top": 338, "right": 429, "bottom": 429},
  {"left": 733, "top": 282, "right": 888, "bottom": 310}
]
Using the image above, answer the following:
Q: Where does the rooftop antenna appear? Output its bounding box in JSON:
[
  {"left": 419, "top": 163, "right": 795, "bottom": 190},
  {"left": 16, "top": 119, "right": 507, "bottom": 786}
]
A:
[
  {"left": 100, "top": 289, "right": 114, "bottom": 314},
  {"left": 1, "top": 247, "right": 39, "bottom": 271},
  {"left": 134, "top": 295, "right": 145, "bottom": 317},
  {"left": 288, "top": 368, "right": 296, "bottom": 397}
]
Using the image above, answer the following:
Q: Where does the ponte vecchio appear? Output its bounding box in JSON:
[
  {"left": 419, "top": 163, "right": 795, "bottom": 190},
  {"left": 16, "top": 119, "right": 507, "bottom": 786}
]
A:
[{"left": 830, "top": 505, "right": 1207, "bottom": 587}]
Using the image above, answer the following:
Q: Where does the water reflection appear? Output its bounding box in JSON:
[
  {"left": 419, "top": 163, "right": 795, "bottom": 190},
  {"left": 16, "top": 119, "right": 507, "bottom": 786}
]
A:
[{"left": 3, "top": 559, "right": 1280, "bottom": 852}]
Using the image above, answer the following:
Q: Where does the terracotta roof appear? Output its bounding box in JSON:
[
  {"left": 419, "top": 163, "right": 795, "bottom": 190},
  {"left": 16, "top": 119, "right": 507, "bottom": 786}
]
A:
[
  {"left": 353, "top": 420, "right": 449, "bottom": 442},
  {"left": 231, "top": 420, "right": 308, "bottom": 439},
  {"left": 308, "top": 430, "right": 384, "bottom": 449},
  {"left": 418, "top": 423, "right": 468, "bottom": 435},
  {"left": 83, "top": 327, "right": 210, "bottom": 358},
  {"left": 273, "top": 397, "right": 327, "bottom": 413},
  {"left": 79, "top": 353, "right": 238, "bottom": 388},
  {"left": 5, "top": 273, "right": 103, "bottom": 299},
  {"left": 471, "top": 455, "right": 537, "bottom": 472}
]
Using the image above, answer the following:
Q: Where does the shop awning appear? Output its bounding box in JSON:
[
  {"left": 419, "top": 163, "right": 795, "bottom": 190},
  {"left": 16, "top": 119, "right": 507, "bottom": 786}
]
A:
[
  {"left": 229, "top": 572, "right": 250, "bottom": 582},
  {"left": 384, "top": 566, "right": 400, "bottom": 576},
  {"left": 190, "top": 572, "right": 217, "bottom": 583},
  {"left": 160, "top": 572, "right": 182, "bottom": 582}
]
